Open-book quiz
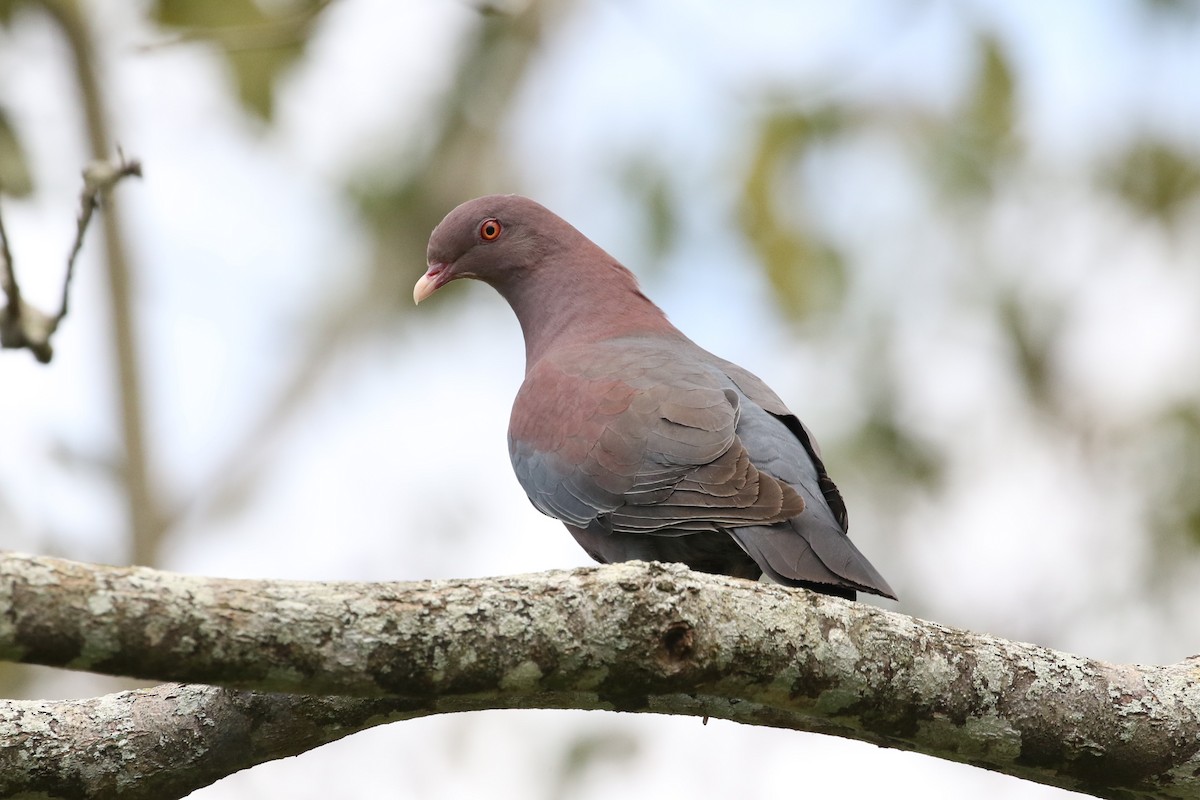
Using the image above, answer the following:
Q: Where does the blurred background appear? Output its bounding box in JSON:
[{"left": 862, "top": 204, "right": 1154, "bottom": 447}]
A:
[{"left": 2, "top": 0, "right": 1200, "bottom": 797}]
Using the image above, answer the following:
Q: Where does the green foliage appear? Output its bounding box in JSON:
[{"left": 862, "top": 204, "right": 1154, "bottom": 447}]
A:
[
  {"left": 620, "top": 161, "right": 677, "bottom": 266},
  {"left": 0, "top": 0, "right": 19, "bottom": 26},
  {"left": 548, "top": 730, "right": 639, "bottom": 800},
  {"left": 1147, "top": 406, "right": 1200, "bottom": 551},
  {"left": 967, "top": 37, "right": 1017, "bottom": 158},
  {"left": 842, "top": 330, "right": 945, "bottom": 493},
  {"left": 737, "top": 108, "right": 847, "bottom": 319},
  {"left": 0, "top": 108, "right": 31, "bottom": 196},
  {"left": 1105, "top": 141, "right": 1200, "bottom": 223},
  {"left": 0, "top": 0, "right": 42, "bottom": 200},
  {"left": 850, "top": 407, "right": 944, "bottom": 492},
  {"left": 997, "top": 291, "right": 1064, "bottom": 415},
  {"left": 930, "top": 36, "right": 1016, "bottom": 198},
  {"left": 151, "top": 0, "right": 328, "bottom": 120}
]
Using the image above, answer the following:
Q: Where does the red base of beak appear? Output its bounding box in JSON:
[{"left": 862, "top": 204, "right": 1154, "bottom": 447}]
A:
[{"left": 413, "top": 262, "right": 450, "bottom": 304}]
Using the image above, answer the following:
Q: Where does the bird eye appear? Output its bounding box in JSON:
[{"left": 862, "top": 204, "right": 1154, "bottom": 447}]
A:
[{"left": 480, "top": 218, "right": 502, "bottom": 241}]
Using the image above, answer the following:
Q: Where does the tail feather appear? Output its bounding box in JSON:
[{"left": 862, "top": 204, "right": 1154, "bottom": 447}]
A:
[{"left": 729, "top": 520, "right": 896, "bottom": 600}]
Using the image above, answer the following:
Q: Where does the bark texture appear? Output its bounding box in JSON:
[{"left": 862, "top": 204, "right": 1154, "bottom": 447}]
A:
[
  {"left": 1, "top": 551, "right": 1198, "bottom": 800},
  {"left": 0, "top": 683, "right": 416, "bottom": 799}
]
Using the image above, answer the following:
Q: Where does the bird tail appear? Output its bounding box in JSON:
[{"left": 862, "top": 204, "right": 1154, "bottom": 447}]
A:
[{"left": 728, "top": 519, "right": 896, "bottom": 601}]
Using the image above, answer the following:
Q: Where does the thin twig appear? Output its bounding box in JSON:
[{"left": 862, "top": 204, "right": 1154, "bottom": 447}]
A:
[
  {"left": 0, "top": 197, "right": 50, "bottom": 361},
  {"left": 61, "top": 149, "right": 142, "bottom": 320},
  {"left": 0, "top": 151, "right": 141, "bottom": 363},
  {"left": 0, "top": 199, "right": 15, "bottom": 303}
]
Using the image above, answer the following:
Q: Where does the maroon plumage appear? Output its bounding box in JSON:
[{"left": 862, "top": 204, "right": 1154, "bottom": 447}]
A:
[{"left": 416, "top": 195, "right": 895, "bottom": 600}]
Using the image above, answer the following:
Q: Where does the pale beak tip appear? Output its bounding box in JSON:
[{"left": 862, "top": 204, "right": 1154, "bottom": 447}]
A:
[{"left": 413, "top": 273, "right": 435, "bottom": 305}]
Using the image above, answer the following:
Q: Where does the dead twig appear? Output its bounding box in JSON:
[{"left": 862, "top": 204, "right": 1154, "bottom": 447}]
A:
[{"left": 0, "top": 150, "right": 141, "bottom": 363}]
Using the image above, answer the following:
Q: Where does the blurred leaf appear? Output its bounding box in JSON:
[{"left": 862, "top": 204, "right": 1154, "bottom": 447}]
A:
[
  {"left": 851, "top": 410, "right": 943, "bottom": 490},
  {"left": 151, "top": 0, "right": 328, "bottom": 120},
  {"left": 548, "top": 730, "right": 639, "bottom": 800},
  {"left": 1105, "top": 141, "right": 1200, "bottom": 223},
  {"left": 0, "top": 0, "right": 20, "bottom": 27},
  {"left": 1141, "top": 0, "right": 1200, "bottom": 20},
  {"left": 620, "top": 160, "right": 676, "bottom": 265},
  {"left": 737, "top": 108, "right": 847, "bottom": 319},
  {"left": 1146, "top": 405, "right": 1200, "bottom": 552},
  {"left": 837, "top": 327, "right": 944, "bottom": 492},
  {"left": 931, "top": 36, "right": 1016, "bottom": 198},
  {"left": 0, "top": 108, "right": 32, "bottom": 196},
  {"left": 997, "top": 291, "right": 1063, "bottom": 413},
  {"left": 969, "top": 37, "right": 1015, "bottom": 152}
]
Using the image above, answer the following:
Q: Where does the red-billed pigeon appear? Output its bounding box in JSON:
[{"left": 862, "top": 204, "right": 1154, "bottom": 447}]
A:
[{"left": 415, "top": 195, "right": 895, "bottom": 600}]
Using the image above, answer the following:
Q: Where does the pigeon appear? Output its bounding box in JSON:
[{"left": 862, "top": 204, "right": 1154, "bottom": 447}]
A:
[{"left": 415, "top": 195, "right": 895, "bottom": 600}]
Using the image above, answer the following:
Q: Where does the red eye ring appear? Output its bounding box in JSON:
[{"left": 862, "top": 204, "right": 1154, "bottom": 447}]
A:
[{"left": 480, "top": 218, "right": 502, "bottom": 241}]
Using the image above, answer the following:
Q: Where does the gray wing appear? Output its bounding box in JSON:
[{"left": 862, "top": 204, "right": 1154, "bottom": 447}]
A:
[
  {"left": 719, "top": 392, "right": 895, "bottom": 599},
  {"left": 714, "top": 354, "right": 849, "bottom": 530},
  {"left": 508, "top": 344, "right": 805, "bottom": 534}
]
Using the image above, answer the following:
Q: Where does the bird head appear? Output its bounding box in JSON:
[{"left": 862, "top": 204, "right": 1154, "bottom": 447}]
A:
[{"left": 415, "top": 194, "right": 561, "bottom": 304}]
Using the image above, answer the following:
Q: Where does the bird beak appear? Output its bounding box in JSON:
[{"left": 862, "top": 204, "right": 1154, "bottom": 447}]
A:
[{"left": 413, "top": 262, "right": 451, "bottom": 305}]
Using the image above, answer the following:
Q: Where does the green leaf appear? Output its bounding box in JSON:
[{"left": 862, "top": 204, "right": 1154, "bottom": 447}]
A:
[
  {"left": 549, "top": 730, "right": 639, "bottom": 799},
  {"left": 968, "top": 37, "right": 1015, "bottom": 154},
  {"left": 930, "top": 35, "right": 1017, "bottom": 198},
  {"left": 1105, "top": 141, "right": 1200, "bottom": 223},
  {"left": 1144, "top": 405, "right": 1200, "bottom": 555},
  {"left": 737, "top": 109, "right": 847, "bottom": 319},
  {"left": 619, "top": 160, "right": 676, "bottom": 265},
  {"left": 151, "top": 0, "right": 327, "bottom": 120},
  {"left": 0, "top": 108, "right": 32, "bottom": 197},
  {"left": 852, "top": 408, "right": 944, "bottom": 490},
  {"left": 996, "top": 291, "right": 1063, "bottom": 413},
  {"left": 0, "top": 0, "right": 16, "bottom": 27}
]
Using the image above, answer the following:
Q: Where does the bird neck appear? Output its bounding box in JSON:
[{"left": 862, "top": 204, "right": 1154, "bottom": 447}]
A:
[{"left": 494, "top": 256, "right": 680, "bottom": 372}]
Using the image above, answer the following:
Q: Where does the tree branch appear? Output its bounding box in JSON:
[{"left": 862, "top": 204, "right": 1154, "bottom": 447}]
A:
[
  {"left": 1, "top": 551, "right": 1198, "bottom": 800},
  {"left": 0, "top": 683, "right": 418, "bottom": 800},
  {"left": 63, "top": 152, "right": 143, "bottom": 320},
  {"left": 0, "top": 152, "right": 141, "bottom": 364}
]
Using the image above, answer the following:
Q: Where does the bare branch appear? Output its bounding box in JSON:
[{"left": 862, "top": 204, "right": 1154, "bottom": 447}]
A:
[
  {"left": 0, "top": 683, "right": 419, "bottom": 800},
  {"left": 0, "top": 153, "right": 141, "bottom": 363},
  {"left": 0, "top": 199, "right": 56, "bottom": 363},
  {"left": 62, "top": 150, "right": 142, "bottom": 321},
  {"left": 1, "top": 552, "right": 1198, "bottom": 799},
  {"left": 0, "top": 200, "right": 14, "bottom": 300}
]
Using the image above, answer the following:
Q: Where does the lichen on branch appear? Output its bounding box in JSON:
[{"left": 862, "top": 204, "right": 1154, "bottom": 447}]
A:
[{"left": 0, "top": 552, "right": 1198, "bottom": 800}]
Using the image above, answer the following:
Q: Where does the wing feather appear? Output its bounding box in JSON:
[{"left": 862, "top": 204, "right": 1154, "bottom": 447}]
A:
[{"left": 510, "top": 347, "right": 804, "bottom": 534}]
